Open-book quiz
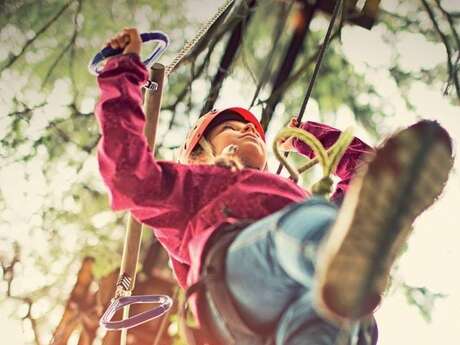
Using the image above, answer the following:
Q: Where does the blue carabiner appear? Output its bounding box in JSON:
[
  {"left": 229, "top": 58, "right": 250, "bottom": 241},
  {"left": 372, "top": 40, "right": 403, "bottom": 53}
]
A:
[{"left": 88, "top": 31, "right": 169, "bottom": 75}]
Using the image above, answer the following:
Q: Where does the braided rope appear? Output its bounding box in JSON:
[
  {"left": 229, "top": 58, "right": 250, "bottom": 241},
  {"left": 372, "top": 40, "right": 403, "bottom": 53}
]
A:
[
  {"left": 165, "top": 0, "right": 235, "bottom": 75},
  {"left": 327, "top": 128, "right": 354, "bottom": 176},
  {"left": 273, "top": 127, "right": 328, "bottom": 183},
  {"left": 273, "top": 126, "right": 354, "bottom": 198}
]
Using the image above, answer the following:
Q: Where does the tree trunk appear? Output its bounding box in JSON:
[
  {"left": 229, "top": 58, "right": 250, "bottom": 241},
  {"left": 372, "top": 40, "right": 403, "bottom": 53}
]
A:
[
  {"left": 201, "top": 0, "right": 258, "bottom": 115},
  {"left": 260, "top": 1, "right": 318, "bottom": 130}
]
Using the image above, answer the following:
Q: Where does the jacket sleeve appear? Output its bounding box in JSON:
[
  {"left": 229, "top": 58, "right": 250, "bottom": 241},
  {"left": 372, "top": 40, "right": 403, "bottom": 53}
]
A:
[
  {"left": 292, "top": 121, "right": 374, "bottom": 203},
  {"left": 94, "top": 54, "right": 235, "bottom": 226}
]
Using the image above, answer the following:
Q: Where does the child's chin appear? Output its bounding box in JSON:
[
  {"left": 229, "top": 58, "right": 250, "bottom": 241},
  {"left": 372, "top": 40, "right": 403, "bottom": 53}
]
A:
[{"left": 240, "top": 154, "right": 266, "bottom": 170}]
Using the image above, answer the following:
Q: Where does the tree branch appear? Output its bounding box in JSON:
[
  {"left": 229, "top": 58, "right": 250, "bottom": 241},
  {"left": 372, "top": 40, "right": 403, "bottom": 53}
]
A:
[
  {"left": 173, "top": 0, "right": 244, "bottom": 72},
  {"left": 50, "top": 257, "right": 95, "bottom": 345},
  {"left": 379, "top": 8, "right": 433, "bottom": 37},
  {"left": 249, "top": 0, "right": 293, "bottom": 108},
  {"left": 421, "top": 0, "right": 460, "bottom": 99},
  {"left": 201, "top": 0, "right": 258, "bottom": 115},
  {"left": 68, "top": 0, "right": 83, "bottom": 102},
  {"left": 1, "top": 244, "right": 42, "bottom": 345},
  {"left": 260, "top": 1, "right": 318, "bottom": 129},
  {"left": 0, "top": 0, "right": 74, "bottom": 73},
  {"left": 40, "top": 0, "right": 83, "bottom": 92},
  {"left": 158, "top": 62, "right": 204, "bottom": 151},
  {"left": 2, "top": 100, "right": 47, "bottom": 121},
  {"left": 434, "top": 0, "right": 460, "bottom": 50}
]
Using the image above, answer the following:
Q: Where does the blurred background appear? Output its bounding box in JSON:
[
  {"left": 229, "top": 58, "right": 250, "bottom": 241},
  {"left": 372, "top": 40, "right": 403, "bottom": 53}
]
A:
[{"left": 0, "top": 0, "right": 459, "bottom": 344}]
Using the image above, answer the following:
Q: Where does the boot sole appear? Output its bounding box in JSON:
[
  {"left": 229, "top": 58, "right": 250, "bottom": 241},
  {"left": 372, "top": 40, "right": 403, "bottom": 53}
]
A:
[{"left": 314, "top": 120, "right": 453, "bottom": 323}]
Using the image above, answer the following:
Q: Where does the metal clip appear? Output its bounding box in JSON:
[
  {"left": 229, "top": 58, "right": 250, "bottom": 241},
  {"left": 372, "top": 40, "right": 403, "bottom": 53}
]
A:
[{"left": 143, "top": 79, "right": 158, "bottom": 92}]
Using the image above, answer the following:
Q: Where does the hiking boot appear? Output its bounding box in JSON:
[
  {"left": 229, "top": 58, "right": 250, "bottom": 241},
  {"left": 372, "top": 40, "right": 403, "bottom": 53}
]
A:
[{"left": 313, "top": 120, "right": 454, "bottom": 324}]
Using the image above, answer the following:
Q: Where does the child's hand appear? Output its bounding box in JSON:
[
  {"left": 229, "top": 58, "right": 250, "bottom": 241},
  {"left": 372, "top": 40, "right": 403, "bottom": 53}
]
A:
[
  {"left": 214, "top": 144, "right": 244, "bottom": 172},
  {"left": 106, "top": 27, "right": 142, "bottom": 56},
  {"left": 279, "top": 117, "right": 299, "bottom": 152}
]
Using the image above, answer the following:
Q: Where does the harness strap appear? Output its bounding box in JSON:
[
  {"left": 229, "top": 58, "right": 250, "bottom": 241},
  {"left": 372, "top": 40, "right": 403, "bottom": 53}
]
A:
[
  {"left": 180, "top": 280, "right": 210, "bottom": 345},
  {"left": 180, "top": 223, "right": 274, "bottom": 345}
]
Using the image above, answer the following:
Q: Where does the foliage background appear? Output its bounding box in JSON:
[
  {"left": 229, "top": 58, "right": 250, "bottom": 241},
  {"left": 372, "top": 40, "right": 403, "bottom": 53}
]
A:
[{"left": 0, "top": 0, "right": 459, "bottom": 344}]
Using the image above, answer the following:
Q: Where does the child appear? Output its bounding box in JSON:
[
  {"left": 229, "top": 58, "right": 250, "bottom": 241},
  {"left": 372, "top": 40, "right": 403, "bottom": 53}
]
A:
[{"left": 95, "top": 28, "right": 453, "bottom": 345}]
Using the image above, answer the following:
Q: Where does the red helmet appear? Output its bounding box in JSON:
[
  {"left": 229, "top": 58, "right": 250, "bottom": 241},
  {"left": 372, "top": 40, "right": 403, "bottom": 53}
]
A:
[{"left": 179, "top": 107, "right": 265, "bottom": 162}]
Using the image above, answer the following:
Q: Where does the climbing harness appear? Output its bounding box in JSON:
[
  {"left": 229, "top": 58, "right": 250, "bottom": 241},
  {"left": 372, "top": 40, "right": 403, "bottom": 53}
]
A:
[
  {"left": 180, "top": 222, "right": 275, "bottom": 345},
  {"left": 179, "top": 220, "right": 378, "bottom": 345}
]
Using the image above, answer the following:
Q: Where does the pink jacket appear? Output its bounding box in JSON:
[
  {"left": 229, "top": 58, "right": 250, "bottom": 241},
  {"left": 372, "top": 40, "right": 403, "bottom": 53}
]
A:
[{"left": 95, "top": 54, "right": 372, "bottom": 289}]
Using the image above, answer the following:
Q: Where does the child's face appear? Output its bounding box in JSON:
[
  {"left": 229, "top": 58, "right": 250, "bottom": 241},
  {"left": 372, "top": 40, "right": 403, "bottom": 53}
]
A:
[{"left": 206, "top": 120, "right": 267, "bottom": 170}]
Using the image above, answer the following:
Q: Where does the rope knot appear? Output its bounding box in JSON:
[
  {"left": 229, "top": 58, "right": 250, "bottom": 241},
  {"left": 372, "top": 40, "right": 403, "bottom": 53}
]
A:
[{"left": 311, "top": 176, "right": 334, "bottom": 196}]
